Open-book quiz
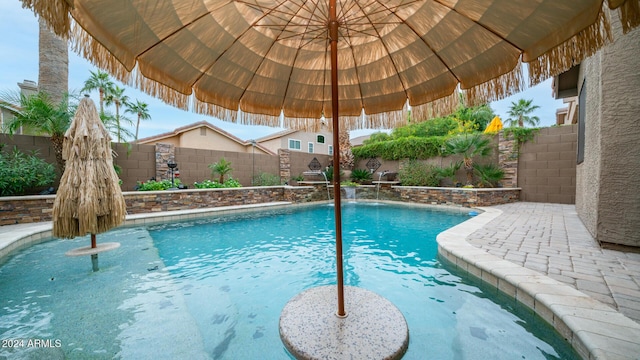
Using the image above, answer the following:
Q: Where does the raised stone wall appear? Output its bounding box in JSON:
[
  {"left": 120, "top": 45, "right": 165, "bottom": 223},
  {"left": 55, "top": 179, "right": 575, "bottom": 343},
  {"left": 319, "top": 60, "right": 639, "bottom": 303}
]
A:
[
  {"left": 391, "top": 187, "right": 520, "bottom": 207},
  {"left": 0, "top": 187, "right": 321, "bottom": 226},
  {"left": 0, "top": 186, "right": 519, "bottom": 226}
]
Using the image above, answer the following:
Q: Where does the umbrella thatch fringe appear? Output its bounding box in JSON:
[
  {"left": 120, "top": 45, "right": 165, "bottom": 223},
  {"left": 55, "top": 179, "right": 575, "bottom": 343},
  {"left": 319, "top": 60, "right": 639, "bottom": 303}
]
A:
[
  {"left": 70, "top": 23, "right": 133, "bottom": 86},
  {"left": 193, "top": 101, "right": 239, "bottom": 123},
  {"left": 20, "top": 0, "right": 72, "bottom": 36},
  {"left": 53, "top": 98, "right": 127, "bottom": 239},
  {"left": 411, "top": 91, "right": 460, "bottom": 121},
  {"left": 528, "top": 4, "right": 613, "bottom": 86},
  {"left": 242, "top": 112, "right": 282, "bottom": 128},
  {"left": 615, "top": 0, "right": 640, "bottom": 33},
  {"left": 134, "top": 70, "right": 190, "bottom": 111},
  {"left": 365, "top": 110, "right": 408, "bottom": 130},
  {"left": 464, "top": 60, "right": 525, "bottom": 108},
  {"left": 283, "top": 117, "right": 322, "bottom": 132}
]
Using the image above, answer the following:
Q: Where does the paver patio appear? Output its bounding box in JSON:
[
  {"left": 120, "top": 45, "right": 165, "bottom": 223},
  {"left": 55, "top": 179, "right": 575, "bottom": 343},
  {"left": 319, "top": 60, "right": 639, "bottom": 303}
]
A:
[{"left": 466, "top": 202, "right": 640, "bottom": 324}]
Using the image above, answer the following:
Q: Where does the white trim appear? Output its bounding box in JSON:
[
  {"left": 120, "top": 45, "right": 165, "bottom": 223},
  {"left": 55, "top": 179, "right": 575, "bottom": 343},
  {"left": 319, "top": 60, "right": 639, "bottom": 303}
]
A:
[{"left": 308, "top": 142, "right": 314, "bottom": 153}]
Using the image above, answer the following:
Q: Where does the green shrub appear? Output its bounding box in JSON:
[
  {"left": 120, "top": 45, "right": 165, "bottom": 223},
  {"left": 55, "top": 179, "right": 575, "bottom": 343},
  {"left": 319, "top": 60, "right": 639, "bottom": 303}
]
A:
[
  {"left": 252, "top": 172, "right": 281, "bottom": 186},
  {"left": 350, "top": 168, "right": 372, "bottom": 183},
  {"left": 398, "top": 160, "right": 440, "bottom": 186},
  {"left": 209, "top": 158, "right": 233, "bottom": 183},
  {"left": 136, "top": 179, "right": 182, "bottom": 191},
  {"left": 353, "top": 136, "right": 447, "bottom": 160},
  {"left": 392, "top": 117, "right": 458, "bottom": 138},
  {"left": 222, "top": 178, "right": 242, "bottom": 188},
  {"left": 193, "top": 178, "right": 242, "bottom": 189},
  {"left": 193, "top": 180, "right": 224, "bottom": 189},
  {"left": 433, "top": 162, "right": 462, "bottom": 186},
  {"left": 473, "top": 163, "right": 505, "bottom": 188},
  {"left": 0, "top": 145, "right": 56, "bottom": 196},
  {"left": 340, "top": 181, "right": 359, "bottom": 187},
  {"left": 323, "top": 166, "right": 344, "bottom": 182}
]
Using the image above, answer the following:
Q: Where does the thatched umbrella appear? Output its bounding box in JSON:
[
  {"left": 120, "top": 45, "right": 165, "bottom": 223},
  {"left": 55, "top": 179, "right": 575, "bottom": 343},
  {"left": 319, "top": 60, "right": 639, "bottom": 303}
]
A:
[
  {"left": 26, "top": 2, "right": 640, "bottom": 355},
  {"left": 53, "top": 95, "right": 127, "bottom": 271}
]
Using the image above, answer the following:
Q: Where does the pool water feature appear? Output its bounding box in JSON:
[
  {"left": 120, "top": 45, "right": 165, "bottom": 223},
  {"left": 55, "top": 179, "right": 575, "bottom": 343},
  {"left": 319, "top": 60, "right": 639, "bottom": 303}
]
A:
[{"left": 0, "top": 203, "right": 579, "bottom": 359}]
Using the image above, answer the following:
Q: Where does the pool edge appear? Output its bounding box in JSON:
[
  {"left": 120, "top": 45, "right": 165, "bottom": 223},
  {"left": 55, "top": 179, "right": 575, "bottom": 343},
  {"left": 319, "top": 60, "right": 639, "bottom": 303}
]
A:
[
  {"left": 436, "top": 207, "right": 640, "bottom": 360},
  {"left": 0, "top": 201, "right": 297, "bottom": 266}
]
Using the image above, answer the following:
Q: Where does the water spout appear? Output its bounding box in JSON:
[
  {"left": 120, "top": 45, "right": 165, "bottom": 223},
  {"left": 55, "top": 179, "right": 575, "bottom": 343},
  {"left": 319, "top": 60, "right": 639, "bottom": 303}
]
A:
[
  {"left": 320, "top": 171, "right": 331, "bottom": 200},
  {"left": 344, "top": 187, "right": 356, "bottom": 202},
  {"left": 376, "top": 170, "right": 389, "bottom": 201}
]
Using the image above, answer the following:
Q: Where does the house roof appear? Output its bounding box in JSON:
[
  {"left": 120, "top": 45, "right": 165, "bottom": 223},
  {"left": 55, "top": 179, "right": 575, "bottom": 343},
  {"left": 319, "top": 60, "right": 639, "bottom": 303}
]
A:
[
  {"left": 136, "top": 120, "right": 276, "bottom": 155},
  {"left": 0, "top": 100, "right": 21, "bottom": 114},
  {"left": 254, "top": 128, "right": 299, "bottom": 142},
  {"left": 350, "top": 134, "right": 371, "bottom": 147}
]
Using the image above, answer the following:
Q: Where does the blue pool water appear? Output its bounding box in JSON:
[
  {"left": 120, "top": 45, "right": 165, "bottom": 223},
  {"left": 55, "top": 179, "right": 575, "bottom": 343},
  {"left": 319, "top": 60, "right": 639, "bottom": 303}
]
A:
[{"left": 0, "top": 203, "right": 578, "bottom": 359}]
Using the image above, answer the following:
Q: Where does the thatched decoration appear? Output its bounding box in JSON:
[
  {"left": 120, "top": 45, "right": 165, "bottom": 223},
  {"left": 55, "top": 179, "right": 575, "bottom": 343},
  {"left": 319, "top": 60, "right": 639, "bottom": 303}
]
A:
[
  {"left": 464, "top": 60, "right": 525, "bottom": 108},
  {"left": 69, "top": 24, "right": 132, "bottom": 86},
  {"left": 52, "top": 97, "right": 127, "bottom": 239},
  {"left": 528, "top": 5, "right": 613, "bottom": 86},
  {"left": 134, "top": 70, "right": 190, "bottom": 111},
  {"left": 411, "top": 92, "right": 460, "bottom": 122},
  {"left": 21, "top": 0, "right": 72, "bottom": 37},
  {"left": 20, "top": 0, "right": 640, "bottom": 132},
  {"left": 616, "top": 0, "right": 640, "bottom": 33}
]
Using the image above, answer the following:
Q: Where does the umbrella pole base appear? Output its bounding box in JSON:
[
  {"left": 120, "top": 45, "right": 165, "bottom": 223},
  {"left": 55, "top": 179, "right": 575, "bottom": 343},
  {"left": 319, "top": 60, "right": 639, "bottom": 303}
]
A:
[
  {"left": 65, "top": 243, "right": 121, "bottom": 272},
  {"left": 91, "top": 254, "right": 99, "bottom": 272},
  {"left": 279, "top": 285, "right": 408, "bottom": 360}
]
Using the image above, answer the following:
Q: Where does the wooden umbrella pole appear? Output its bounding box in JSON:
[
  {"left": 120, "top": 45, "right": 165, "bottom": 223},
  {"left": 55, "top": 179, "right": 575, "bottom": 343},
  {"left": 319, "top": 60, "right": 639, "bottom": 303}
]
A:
[
  {"left": 91, "top": 233, "right": 99, "bottom": 272},
  {"left": 329, "top": 0, "right": 346, "bottom": 318}
]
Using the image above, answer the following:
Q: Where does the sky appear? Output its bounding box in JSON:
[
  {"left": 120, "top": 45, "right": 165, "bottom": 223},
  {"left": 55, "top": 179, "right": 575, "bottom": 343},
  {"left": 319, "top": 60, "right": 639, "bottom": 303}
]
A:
[{"left": 0, "top": 1, "right": 565, "bottom": 141}]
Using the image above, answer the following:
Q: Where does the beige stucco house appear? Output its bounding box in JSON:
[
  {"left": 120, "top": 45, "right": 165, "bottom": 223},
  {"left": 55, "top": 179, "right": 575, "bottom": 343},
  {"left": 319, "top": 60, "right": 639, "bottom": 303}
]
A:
[
  {"left": 137, "top": 121, "right": 276, "bottom": 155},
  {"left": 255, "top": 127, "right": 334, "bottom": 155},
  {"left": 0, "top": 103, "right": 17, "bottom": 133},
  {"left": 1, "top": 80, "right": 38, "bottom": 134},
  {"left": 553, "top": 12, "right": 639, "bottom": 248},
  {"left": 139, "top": 120, "right": 335, "bottom": 157}
]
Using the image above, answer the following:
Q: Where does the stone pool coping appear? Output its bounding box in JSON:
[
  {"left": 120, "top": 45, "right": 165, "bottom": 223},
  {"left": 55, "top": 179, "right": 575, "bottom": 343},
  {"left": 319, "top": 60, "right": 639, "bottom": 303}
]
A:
[
  {"left": 437, "top": 206, "right": 640, "bottom": 360},
  {"left": 2, "top": 201, "right": 638, "bottom": 359}
]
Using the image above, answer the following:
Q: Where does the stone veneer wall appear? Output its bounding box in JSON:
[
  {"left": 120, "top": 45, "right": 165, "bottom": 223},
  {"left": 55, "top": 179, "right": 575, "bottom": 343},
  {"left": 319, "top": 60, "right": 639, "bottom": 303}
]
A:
[
  {"left": 0, "top": 187, "right": 318, "bottom": 226},
  {"left": 389, "top": 187, "right": 520, "bottom": 207},
  {"left": 0, "top": 186, "right": 519, "bottom": 226},
  {"left": 498, "top": 131, "right": 518, "bottom": 188}
]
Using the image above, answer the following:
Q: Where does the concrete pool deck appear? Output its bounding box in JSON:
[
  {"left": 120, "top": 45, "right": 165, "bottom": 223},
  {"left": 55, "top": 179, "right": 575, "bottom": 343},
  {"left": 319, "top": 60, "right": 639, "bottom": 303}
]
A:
[
  {"left": 1, "top": 201, "right": 639, "bottom": 359},
  {"left": 437, "top": 202, "right": 640, "bottom": 360}
]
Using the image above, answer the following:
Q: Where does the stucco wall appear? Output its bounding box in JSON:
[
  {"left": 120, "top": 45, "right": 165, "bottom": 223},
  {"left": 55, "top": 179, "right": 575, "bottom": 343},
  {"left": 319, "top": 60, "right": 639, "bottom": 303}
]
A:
[
  {"left": 576, "top": 15, "right": 640, "bottom": 247},
  {"left": 260, "top": 130, "right": 333, "bottom": 155}
]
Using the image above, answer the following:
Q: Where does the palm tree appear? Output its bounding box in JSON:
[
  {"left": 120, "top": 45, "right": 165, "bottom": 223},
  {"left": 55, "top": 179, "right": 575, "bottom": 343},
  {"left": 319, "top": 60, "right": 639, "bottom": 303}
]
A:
[
  {"left": 100, "top": 111, "right": 135, "bottom": 142},
  {"left": 125, "top": 100, "right": 151, "bottom": 140},
  {"left": 506, "top": 99, "right": 540, "bottom": 127},
  {"left": 338, "top": 129, "right": 354, "bottom": 170},
  {"left": 82, "top": 70, "right": 114, "bottom": 115},
  {"left": 209, "top": 158, "right": 233, "bottom": 183},
  {"left": 445, "top": 133, "right": 493, "bottom": 186},
  {"left": 0, "top": 90, "right": 76, "bottom": 174},
  {"left": 104, "top": 86, "right": 129, "bottom": 142},
  {"left": 38, "top": 18, "right": 68, "bottom": 106}
]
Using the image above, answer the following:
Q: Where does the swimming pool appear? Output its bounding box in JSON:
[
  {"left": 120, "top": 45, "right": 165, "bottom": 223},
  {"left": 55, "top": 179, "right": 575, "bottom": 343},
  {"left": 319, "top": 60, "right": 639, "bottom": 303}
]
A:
[{"left": 0, "top": 203, "right": 578, "bottom": 359}]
